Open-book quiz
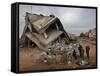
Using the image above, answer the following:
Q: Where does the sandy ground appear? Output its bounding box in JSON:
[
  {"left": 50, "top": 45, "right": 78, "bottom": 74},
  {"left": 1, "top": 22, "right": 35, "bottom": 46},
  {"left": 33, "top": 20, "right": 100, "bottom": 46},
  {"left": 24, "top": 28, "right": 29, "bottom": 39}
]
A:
[{"left": 19, "top": 39, "right": 96, "bottom": 71}]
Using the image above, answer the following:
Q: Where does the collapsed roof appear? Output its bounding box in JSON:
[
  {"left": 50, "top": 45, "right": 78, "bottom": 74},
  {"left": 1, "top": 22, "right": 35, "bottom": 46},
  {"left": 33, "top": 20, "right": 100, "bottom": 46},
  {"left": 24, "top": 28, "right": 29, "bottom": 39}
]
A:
[{"left": 20, "top": 12, "right": 70, "bottom": 51}]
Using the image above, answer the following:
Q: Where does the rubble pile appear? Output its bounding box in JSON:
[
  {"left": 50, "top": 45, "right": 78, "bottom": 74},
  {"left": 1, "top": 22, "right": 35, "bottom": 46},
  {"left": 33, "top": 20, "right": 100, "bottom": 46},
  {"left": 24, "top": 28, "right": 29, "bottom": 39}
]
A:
[{"left": 40, "top": 39, "right": 89, "bottom": 65}]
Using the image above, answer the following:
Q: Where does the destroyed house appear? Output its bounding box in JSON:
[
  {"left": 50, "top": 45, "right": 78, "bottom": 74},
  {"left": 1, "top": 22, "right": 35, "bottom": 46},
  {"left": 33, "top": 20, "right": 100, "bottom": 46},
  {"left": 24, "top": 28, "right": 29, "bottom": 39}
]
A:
[{"left": 20, "top": 12, "right": 70, "bottom": 51}]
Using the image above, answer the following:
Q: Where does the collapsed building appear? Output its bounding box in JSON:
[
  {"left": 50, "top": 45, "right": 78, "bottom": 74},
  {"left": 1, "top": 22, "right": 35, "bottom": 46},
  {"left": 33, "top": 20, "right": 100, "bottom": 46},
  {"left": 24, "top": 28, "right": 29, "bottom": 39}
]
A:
[
  {"left": 19, "top": 13, "right": 90, "bottom": 65},
  {"left": 20, "top": 12, "right": 70, "bottom": 51}
]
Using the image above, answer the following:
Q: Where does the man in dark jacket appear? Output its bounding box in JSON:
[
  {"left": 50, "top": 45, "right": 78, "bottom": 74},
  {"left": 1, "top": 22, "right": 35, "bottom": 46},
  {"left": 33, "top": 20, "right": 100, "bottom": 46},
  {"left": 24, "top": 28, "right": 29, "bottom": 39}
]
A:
[
  {"left": 85, "top": 45, "right": 90, "bottom": 60},
  {"left": 78, "top": 44, "right": 84, "bottom": 60},
  {"left": 73, "top": 49, "right": 77, "bottom": 60}
]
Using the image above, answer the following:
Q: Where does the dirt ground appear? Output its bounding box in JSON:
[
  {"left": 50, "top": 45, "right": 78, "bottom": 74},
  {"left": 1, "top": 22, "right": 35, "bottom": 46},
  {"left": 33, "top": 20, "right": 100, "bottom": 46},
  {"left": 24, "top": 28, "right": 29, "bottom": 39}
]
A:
[{"left": 19, "top": 39, "right": 96, "bottom": 71}]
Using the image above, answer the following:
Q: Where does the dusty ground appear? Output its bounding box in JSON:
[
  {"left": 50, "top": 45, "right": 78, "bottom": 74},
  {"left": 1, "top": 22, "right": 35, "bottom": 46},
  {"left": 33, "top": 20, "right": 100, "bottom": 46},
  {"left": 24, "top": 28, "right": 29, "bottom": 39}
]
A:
[{"left": 19, "top": 38, "right": 96, "bottom": 71}]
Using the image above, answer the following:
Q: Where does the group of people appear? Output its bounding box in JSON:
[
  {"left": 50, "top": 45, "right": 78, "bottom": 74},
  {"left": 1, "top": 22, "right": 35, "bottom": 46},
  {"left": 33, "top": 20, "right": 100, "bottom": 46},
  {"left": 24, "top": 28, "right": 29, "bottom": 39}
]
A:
[
  {"left": 73, "top": 43, "right": 90, "bottom": 65},
  {"left": 65, "top": 43, "right": 91, "bottom": 65},
  {"left": 78, "top": 44, "right": 90, "bottom": 60},
  {"left": 40, "top": 42, "right": 90, "bottom": 65}
]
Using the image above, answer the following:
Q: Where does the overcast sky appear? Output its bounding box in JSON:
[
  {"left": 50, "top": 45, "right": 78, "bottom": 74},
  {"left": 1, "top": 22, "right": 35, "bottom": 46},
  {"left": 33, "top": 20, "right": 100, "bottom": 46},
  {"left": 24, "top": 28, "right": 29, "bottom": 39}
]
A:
[{"left": 19, "top": 5, "right": 96, "bottom": 38}]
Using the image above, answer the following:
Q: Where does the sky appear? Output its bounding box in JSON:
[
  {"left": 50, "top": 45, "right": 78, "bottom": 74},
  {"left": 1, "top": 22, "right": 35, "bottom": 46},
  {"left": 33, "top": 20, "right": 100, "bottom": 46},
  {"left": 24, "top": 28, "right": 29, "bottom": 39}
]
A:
[{"left": 19, "top": 5, "right": 96, "bottom": 38}]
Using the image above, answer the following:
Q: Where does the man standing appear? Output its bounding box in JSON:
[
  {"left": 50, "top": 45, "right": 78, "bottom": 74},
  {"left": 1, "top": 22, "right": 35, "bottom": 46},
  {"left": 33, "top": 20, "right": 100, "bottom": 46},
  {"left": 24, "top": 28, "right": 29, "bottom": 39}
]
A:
[
  {"left": 85, "top": 45, "right": 90, "bottom": 60},
  {"left": 78, "top": 44, "right": 84, "bottom": 60},
  {"left": 73, "top": 49, "right": 77, "bottom": 60}
]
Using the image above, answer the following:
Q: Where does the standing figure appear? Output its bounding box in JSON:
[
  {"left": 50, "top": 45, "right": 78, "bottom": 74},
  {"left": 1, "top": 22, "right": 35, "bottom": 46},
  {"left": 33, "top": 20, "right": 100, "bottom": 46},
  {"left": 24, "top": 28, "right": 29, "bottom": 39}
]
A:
[
  {"left": 78, "top": 44, "right": 84, "bottom": 60},
  {"left": 73, "top": 49, "right": 77, "bottom": 60},
  {"left": 85, "top": 45, "right": 90, "bottom": 60}
]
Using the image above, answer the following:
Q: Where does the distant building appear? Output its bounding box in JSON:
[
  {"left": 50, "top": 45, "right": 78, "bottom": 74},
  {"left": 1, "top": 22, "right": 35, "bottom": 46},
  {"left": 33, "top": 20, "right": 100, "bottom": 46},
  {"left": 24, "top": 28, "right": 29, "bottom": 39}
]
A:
[{"left": 85, "top": 28, "right": 96, "bottom": 40}]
